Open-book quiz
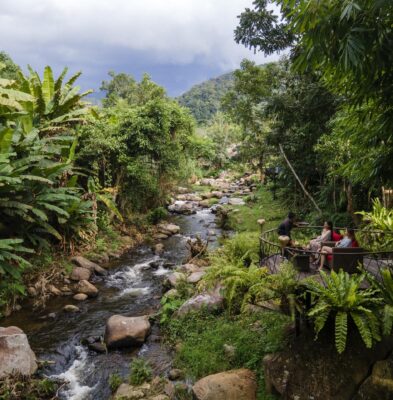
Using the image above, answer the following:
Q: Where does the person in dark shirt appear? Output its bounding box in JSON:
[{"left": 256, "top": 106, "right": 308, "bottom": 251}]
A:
[{"left": 278, "top": 212, "right": 296, "bottom": 246}]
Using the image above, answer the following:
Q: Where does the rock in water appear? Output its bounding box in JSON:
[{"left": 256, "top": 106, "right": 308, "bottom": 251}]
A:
[
  {"left": 158, "top": 223, "right": 181, "bottom": 235},
  {"left": 104, "top": 315, "right": 151, "bottom": 349},
  {"left": 0, "top": 326, "right": 37, "bottom": 378},
  {"left": 192, "top": 369, "right": 257, "bottom": 400},
  {"left": 73, "top": 293, "right": 88, "bottom": 301},
  {"left": 63, "top": 304, "right": 80, "bottom": 313},
  {"left": 71, "top": 256, "right": 101, "bottom": 271},
  {"left": 70, "top": 266, "right": 92, "bottom": 281},
  {"left": 76, "top": 280, "right": 98, "bottom": 297}
]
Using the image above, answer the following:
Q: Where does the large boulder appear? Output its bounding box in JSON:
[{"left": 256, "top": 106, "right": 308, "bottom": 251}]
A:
[
  {"left": 354, "top": 357, "right": 393, "bottom": 399},
  {"left": 71, "top": 256, "right": 101, "bottom": 271},
  {"left": 0, "top": 326, "right": 37, "bottom": 378},
  {"left": 175, "top": 290, "right": 224, "bottom": 317},
  {"left": 192, "top": 369, "right": 257, "bottom": 400},
  {"left": 70, "top": 266, "right": 92, "bottom": 281},
  {"left": 75, "top": 280, "right": 98, "bottom": 297},
  {"left": 263, "top": 329, "right": 393, "bottom": 400},
  {"left": 168, "top": 201, "right": 197, "bottom": 215},
  {"left": 104, "top": 315, "right": 151, "bottom": 349}
]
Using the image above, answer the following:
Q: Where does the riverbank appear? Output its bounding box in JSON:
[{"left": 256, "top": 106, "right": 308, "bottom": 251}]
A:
[
  {"left": 0, "top": 173, "right": 247, "bottom": 399},
  {"left": 1, "top": 174, "right": 292, "bottom": 400}
]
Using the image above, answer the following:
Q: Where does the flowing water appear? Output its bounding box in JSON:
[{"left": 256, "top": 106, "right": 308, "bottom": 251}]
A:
[{"left": 2, "top": 207, "right": 223, "bottom": 400}]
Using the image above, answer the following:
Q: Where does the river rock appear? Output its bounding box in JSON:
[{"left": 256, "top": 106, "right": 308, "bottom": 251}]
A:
[
  {"left": 199, "top": 199, "right": 211, "bottom": 208},
  {"left": 192, "top": 369, "right": 257, "bottom": 400},
  {"left": 114, "top": 384, "right": 145, "bottom": 399},
  {"left": 177, "top": 194, "right": 202, "bottom": 202},
  {"left": 48, "top": 284, "right": 62, "bottom": 296},
  {"left": 63, "top": 304, "right": 80, "bottom": 313},
  {"left": 211, "top": 191, "right": 223, "bottom": 199},
  {"left": 73, "top": 293, "right": 88, "bottom": 301},
  {"left": 0, "top": 326, "right": 37, "bottom": 379},
  {"left": 168, "top": 201, "right": 197, "bottom": 215},
  {"left": 154, "top": 243, "right": 165, "bottom": 255},
  {"left": 263, "top": 330, "right": 393, "bottom": 400},
  {"left": 75, "top": 280, "right": 98, "bottom": 297},
  {"left": 187, "top": 271, "right": 205, "bottom": 284},
  {"left": 104, "top": 315, "right": 151, "bottom": 349},
  {"left": 168, "top": 368, "right": 184, "bottom": 380},
  {"left": 228, "top": 197, "right": 245, "bottom": 206},
  {"left": 167, "top": 272, "right": 186, "bottom": 287},
  {"left": 165, "top": 289, "right": 179, "bottom": 298},
  {"left": 154, "top": 233, "right": 169, "bottom": 240},
  {"left": 158, "top": 223, "right": 180, "bottom": 235},
  {"left": 201, "top": 192, "right": 213, "bottom": 199},
  {"left": 94, "top": 265, "right": 107, "bottom": 276},
  {"left": 88, "top": 342, "right": 107, "bottom": 353},
  {"left": 70, "top": 266, "right": 92, "bottom": 281},
  {"left": 175, "top": 290, "right": 224, "bottom": 317},
  {"left": 149, "top": 396, "right": 170, "bottom": 400},
  {"left": 177, "top": 187, "right": 189, "bottom": 194},
  {"left": 354, "top": 357, "right": 393, "bottom": 399},
  {"left": 177, "top": 263, "right": 201, "bottom": 274},
  {"left": 71, "top": 256, "right": 101, "bottom": 271},
  {"left": 27, "top": 286, "right": 37, "bottom": 297}
]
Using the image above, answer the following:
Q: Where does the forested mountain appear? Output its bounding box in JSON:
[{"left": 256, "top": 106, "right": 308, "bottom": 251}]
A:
[{"left": 177, "top": 71, "right": 234, "bottom": 124}]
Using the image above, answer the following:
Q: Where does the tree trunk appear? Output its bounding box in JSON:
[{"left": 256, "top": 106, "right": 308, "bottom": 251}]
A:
[{"left": 279, "top": 144, "right": 322, "bottom": 215}]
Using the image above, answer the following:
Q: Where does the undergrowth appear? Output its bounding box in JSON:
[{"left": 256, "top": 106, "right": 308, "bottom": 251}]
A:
[
  {"left": 228, "top": 186, "right": 285, "bottom": 233},
  {"left": 164, "top": 310, "right": 289, "bottom": 400}
]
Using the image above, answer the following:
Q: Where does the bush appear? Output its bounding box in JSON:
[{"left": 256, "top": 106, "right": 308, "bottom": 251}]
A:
[
  {"left": 109, "top": 373, "right": 123, "bottom": 392},
  {"left": 129, "top": 358, "right": 152, "bottom": 385},
  {"left": 148, "top": 207, "right": 169, "bottom": 224}
]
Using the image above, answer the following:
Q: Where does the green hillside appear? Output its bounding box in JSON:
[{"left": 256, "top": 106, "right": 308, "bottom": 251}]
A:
[{"left": 177, "top": 71, "right": 234, "bottom": 124}]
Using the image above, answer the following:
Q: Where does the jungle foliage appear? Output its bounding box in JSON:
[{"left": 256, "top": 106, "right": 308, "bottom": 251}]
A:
[
  {"left": 0, "top": 60, "right": 197, "bottom": 313},
  {"left": 228, "top": 0, "right": 393, "bottom": 222},
  {"left": 177, "top": 71, "right": 234, "bottom": 124}
]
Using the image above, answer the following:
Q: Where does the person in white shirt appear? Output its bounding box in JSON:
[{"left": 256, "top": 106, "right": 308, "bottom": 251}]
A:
[{"left": 318, "top": 228, "right": 356, "bottom": 271}]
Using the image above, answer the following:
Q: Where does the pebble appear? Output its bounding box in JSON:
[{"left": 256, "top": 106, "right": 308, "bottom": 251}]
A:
[{"left": 63, "top": 304, "right": 80, "bottom": 313}]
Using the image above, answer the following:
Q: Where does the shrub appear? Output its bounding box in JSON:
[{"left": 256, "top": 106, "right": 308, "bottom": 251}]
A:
[
  {"left": 129, "top": 358, "right": 152, "bottom": 385},
  {"left": 109, "top": 373, "right": 123, "bottom": 392},
  {"left": 148, "top": 207, "right": 169, "bottom": 224}
]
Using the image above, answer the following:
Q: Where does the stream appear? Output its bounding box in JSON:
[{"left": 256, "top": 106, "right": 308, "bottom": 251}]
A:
[{"left": 2, "top": 207, "right": 224, "bottom": 400}]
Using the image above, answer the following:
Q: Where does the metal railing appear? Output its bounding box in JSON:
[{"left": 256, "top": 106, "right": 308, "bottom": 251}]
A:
[{"left": 259, "top": 225, "right": 393, "bottom": 279}]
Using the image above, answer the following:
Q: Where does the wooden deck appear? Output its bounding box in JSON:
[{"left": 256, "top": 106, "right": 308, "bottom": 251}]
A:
[{"left": 261, "top": 253, "right": 393, "bottom": 284}]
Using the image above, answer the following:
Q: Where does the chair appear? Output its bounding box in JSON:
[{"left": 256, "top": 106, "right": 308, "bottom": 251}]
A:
[{"left": 329, "top": 247, "right": 364, "bottom": 274}]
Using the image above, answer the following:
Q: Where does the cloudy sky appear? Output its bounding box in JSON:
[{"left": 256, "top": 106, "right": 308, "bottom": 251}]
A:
[{"left": 0, "top": 0, "right": 279, "bottom": 97}]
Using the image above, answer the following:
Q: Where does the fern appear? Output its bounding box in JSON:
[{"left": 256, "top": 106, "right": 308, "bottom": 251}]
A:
[{"left": 306, "top": 269, "right": 383, "bottom": 353}]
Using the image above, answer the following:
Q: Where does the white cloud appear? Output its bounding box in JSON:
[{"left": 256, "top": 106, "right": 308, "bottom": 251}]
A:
[{"left": 0, "top": 0, "right": 280, "bottom": 93}]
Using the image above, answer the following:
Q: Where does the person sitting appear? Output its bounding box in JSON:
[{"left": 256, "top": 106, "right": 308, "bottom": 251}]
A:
[
  {"left": 308, "top": 221, "right": 333, "bottom": 253},
  {"left": 318, "top": 228, "right": 357, "bottom": 271},
  {"left": 278, "top": 212, "right": 296, "bottom": 247}
]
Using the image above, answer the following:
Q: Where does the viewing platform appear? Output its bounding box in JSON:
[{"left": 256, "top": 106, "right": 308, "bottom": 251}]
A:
[{"left": 259, "top": 225, "right": 393, "bottom": 281}]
